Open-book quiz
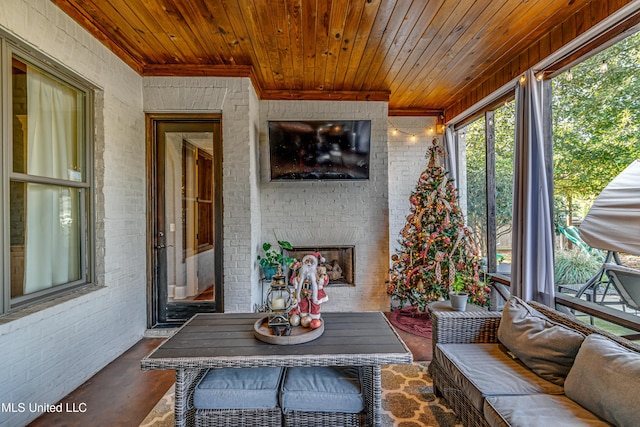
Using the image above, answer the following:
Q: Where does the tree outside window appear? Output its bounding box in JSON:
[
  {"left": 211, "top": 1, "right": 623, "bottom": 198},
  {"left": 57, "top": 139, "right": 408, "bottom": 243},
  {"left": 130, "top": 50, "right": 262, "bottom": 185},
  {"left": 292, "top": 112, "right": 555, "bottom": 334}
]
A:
[{"left": 553, "top": 31, "right": 640, "bottom": 289}]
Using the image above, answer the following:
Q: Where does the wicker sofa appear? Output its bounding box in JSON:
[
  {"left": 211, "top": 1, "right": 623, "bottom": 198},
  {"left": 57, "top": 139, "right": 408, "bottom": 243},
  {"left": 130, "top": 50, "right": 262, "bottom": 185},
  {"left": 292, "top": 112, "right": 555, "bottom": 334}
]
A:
[{"left": 429, "top": 297, "right": 640, "bottom": 427}]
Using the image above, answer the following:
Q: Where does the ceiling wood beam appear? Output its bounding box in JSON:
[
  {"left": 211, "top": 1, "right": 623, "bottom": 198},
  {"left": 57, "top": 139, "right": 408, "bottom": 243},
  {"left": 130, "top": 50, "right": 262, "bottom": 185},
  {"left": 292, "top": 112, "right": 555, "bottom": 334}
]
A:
[
  {"left": 261, "top": 89, "right": 390, "bottom": 102},
  {"left": 142, "top": 64, "right": 254, "bottom": 77},
  {"left": 388, "top": 108, "right": 443, "bottom": 117}
]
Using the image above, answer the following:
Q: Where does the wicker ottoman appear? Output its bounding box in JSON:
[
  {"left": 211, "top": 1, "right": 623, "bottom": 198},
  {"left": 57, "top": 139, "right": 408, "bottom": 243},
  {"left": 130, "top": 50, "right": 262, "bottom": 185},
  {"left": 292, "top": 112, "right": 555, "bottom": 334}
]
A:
[
  {"left": 193, "top": 367, "right": 283, "bottom": 427},
  {"left": 280, "top": 366, "right": 365, "bottom": 427}
]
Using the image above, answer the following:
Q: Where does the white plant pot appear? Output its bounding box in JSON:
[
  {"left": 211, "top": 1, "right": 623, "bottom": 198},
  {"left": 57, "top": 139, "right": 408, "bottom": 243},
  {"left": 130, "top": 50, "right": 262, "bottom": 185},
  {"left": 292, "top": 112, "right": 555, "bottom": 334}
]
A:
[{"left": 449, "top": 292, "right": 468, "bottom": 311}]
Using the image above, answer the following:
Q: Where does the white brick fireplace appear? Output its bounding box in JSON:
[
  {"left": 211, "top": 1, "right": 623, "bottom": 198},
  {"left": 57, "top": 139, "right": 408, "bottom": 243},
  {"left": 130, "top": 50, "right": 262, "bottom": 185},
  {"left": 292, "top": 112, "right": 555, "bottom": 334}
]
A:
[{"left": 259, "top": 100, "right": 391, "bottom": 312}]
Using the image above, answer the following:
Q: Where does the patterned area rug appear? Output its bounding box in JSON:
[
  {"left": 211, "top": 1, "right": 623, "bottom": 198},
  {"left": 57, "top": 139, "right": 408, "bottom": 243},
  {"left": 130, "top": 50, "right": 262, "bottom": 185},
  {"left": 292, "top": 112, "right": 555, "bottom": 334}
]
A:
[
  {"left": 381, "top": 363, "right": 459, "bottom": 427},
  {"left": 139, "top": 363, "right": 460, "bottom": 427}
]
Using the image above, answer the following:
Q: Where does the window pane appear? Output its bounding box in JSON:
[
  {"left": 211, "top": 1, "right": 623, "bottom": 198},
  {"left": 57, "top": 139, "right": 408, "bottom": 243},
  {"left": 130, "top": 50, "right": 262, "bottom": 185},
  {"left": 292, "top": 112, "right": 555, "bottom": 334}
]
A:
[
  {"left": 12, "top": 56, "right": 85, "bottom": 182},
  {"left": 552, "top": 32, "right": 640, "bottom": 308},
  {"left": 461, "top": 118, "right": 488, "bottom": 259},
  {"left": 10, "top": 182, "right": 82, "bottom": 297},
  {"left": 494, "top": 101, "right": 515, "bottom": 273}
]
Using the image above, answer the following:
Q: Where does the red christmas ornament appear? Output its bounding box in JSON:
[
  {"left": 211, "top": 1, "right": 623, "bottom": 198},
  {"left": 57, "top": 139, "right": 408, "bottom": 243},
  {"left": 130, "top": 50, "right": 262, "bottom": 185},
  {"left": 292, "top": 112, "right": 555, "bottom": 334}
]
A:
[{"left": 310, "top": 319, "right": 322, "bottom": 329}]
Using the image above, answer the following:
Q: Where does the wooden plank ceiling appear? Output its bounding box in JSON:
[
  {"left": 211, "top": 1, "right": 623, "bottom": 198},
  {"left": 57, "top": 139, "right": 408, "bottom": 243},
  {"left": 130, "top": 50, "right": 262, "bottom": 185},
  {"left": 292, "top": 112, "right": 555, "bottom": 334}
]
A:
[{"left": 52, "top": 0, "right": 609, "bottom": 115}]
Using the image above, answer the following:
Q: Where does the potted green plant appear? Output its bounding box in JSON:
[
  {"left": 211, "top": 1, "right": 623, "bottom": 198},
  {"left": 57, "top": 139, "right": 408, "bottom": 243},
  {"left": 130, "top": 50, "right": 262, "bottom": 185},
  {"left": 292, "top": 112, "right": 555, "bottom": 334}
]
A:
[
  {"left": 449, "top": 273, "right": 468, "bottom": 311},
  {"left": 258, "top": 240, "right": 295, "bottom": 280}
]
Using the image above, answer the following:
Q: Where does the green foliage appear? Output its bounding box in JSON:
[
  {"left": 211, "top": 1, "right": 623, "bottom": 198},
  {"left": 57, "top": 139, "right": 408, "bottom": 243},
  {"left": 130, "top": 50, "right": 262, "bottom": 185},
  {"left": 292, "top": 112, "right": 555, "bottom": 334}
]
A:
[
  {"left": 553, "top": 32, "right": 640, "bottom": 223},
  {"left": 465, "top": 32, "right": 640, "bottom": 254},
  {"left": 554, "top": 250, "right": 601, "bottom": 285},
  {"left": 386, "top": 144, "right": 490, "bottom": 311},
  {"left": 451, "top": 274, "right": 466, "bottom": 295},
  {"left": 464, "top": 117, "right": 488, "bottom": 254},
  {"left": 257, "top": 240, "right": 295, "bottom": 269},
  {"left": 463, "top": 101, "right": 515, "bottom": 254}
]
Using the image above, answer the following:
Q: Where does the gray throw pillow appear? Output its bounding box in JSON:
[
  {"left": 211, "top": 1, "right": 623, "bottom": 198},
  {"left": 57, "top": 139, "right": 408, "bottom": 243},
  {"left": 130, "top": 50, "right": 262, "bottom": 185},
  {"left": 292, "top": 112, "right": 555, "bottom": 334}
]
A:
[
  {"left": 497, "top": 296, "right": 585, "bottom": 385},
  {"left": 565, "top": 334, "right": 640, "bottom": 427}
]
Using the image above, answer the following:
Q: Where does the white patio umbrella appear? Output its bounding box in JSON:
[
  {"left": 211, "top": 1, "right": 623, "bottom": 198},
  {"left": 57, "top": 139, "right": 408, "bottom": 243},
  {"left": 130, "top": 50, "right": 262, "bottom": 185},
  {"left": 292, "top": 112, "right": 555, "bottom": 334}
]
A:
[{"left": 579, "top": 160, "right": 640, "bottom": 257}]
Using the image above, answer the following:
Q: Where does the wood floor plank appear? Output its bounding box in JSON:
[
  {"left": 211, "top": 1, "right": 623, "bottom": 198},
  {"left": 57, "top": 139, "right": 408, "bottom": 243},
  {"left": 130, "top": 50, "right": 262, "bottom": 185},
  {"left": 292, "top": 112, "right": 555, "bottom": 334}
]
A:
[{"left": 27, "top": 338, "right": 175, "bottom": 427}]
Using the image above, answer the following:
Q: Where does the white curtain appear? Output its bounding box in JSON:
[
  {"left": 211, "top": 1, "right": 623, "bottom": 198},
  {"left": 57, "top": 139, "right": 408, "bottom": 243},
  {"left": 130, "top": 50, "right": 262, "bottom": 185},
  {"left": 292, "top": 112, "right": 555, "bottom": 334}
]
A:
[
  {"left": 24, "top": 65, "right": 79, "bottom": 294},
  {"left": 444, "top": 124, "right": 458, "bottom": 183},
  {"left": 511, "top": 70, "right": 555, "bottom": 306}
]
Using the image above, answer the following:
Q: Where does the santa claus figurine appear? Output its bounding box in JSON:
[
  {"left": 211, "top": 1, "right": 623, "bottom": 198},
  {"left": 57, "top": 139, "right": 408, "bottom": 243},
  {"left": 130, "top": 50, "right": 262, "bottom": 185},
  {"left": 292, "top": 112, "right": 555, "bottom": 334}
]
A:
[{"left": 289, "top": 252, "right": 328, "bottom": 329}]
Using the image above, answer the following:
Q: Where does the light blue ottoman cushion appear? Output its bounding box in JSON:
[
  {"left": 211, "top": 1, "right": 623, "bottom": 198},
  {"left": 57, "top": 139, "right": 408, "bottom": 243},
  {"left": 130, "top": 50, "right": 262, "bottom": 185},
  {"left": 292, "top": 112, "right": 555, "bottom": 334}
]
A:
[
  {"left": 280, "top": 366, "right": 364, "bottom": 414},
  {"left": 193, "top": 367, "right": 284, "bottom": 410}
]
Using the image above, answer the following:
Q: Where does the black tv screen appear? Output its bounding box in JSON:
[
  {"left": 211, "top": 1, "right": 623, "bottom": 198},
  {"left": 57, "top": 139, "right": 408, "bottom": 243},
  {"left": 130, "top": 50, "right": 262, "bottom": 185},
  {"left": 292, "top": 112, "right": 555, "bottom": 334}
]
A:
[{"left": 268, "top": 120, "right": 371, "bottom": 180}]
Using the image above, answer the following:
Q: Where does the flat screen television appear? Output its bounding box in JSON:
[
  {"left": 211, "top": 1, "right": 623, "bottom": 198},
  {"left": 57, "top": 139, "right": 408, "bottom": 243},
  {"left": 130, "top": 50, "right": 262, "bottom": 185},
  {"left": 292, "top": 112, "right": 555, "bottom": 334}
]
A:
[{"left": 268, "top": 120, "right": 371, "bottom": 181}]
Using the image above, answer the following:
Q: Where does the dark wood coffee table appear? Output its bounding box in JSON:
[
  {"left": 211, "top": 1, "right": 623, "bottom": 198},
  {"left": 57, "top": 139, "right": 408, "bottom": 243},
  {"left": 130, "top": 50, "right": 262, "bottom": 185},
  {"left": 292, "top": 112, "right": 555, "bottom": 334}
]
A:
[{"left": 141, "top": 311, "right": 412, "bottom": 427}]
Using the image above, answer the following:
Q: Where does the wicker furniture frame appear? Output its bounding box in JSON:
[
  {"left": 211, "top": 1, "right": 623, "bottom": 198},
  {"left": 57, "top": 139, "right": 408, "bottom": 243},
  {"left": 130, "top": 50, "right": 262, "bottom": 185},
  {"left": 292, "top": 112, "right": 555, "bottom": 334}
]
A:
[
  {"left": 429, "top": 301, "right": 640, "bottom": 427},
  {"left": 141, "top": 312, "right": 412, "bottom": 427},
  {"left": 283, "top": 409, "right": 361, "bottom": 427},
  {"left": 194, "top": 407, "right": 282, "bottom": 427}
]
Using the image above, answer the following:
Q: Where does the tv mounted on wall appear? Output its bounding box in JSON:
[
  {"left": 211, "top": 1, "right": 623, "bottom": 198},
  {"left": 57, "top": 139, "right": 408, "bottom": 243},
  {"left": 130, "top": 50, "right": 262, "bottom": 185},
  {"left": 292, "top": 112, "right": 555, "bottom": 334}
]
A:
[{"left": 268, "top": 120, "right": 371, "bottom": 181}]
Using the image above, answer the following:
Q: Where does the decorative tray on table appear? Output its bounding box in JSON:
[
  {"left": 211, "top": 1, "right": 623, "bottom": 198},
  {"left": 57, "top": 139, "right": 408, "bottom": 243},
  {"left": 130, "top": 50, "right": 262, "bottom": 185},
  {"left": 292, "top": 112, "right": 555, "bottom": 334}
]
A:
[{"left": 253, "top": 316, "right": 324, "bottom": 345}]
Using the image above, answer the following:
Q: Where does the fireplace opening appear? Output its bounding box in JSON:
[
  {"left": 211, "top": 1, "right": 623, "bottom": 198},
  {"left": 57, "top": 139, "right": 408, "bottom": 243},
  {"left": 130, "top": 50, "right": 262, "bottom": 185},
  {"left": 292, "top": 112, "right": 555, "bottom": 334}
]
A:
[{"left": 285, "top": 246, "right": 355, "bottom": 286}]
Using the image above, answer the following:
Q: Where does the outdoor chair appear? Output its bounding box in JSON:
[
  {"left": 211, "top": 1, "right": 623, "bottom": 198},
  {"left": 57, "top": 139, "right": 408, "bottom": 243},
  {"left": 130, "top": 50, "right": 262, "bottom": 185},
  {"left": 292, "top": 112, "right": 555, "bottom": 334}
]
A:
[{"left": 602, "top": 263, "right": 640, "bottom": 313}]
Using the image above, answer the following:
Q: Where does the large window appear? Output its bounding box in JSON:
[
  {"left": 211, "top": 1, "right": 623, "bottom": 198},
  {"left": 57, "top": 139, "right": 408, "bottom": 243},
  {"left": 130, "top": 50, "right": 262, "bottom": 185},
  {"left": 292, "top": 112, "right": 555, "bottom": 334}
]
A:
[
  {"left": 457, "top": 99, "right": 515, "bottom": 276},
  {"left": 552, "top": 31, "right": 640, "bottom": 321},
  {"left": 3, "top": 40, "right": 94, "bottom": 313},
  {"left": 461, "top": 116, "right": 487, "bottom": 259}
]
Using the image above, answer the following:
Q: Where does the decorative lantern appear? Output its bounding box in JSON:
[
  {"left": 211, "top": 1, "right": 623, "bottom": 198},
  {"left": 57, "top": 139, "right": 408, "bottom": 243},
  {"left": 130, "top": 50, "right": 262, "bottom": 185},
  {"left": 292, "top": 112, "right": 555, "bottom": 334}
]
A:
[{"left": 266, "top": 270, "right": 292, "bottom": 336}]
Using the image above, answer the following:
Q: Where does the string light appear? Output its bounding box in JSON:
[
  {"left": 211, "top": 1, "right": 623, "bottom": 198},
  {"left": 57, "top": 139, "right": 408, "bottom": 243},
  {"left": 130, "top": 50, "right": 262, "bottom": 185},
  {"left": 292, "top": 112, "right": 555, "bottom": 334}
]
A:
[
  {"left": 535, "top": 71, "right": 545, "bottom": 81},
  {"left": 565, "top": 69, "right": 573, "bottom": 81},
  {"left": 388, "top": 119, "right": 436, "bottom": 143}
]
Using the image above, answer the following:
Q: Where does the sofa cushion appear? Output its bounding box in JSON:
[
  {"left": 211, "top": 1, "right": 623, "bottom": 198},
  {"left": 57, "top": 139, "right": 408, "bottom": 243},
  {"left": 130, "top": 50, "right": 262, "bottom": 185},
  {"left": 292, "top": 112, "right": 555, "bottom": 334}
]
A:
[
  {"left": 193, "top": 367, "right": 283, "bottom": 410},
  {"left": 435, "top": 343, "right": 564, "bottom": 411},
  {"left": 565, "top": 334, "right": 640, "bottom": 427},
  {"left": 497, "top": 296, "right": 585, "bottom": 385},
  {"left": 280, "top": 366, "right": 364, "bottom": 414},
  {"left": 484, "top": 394, "right": 611, "bottom": 427}
]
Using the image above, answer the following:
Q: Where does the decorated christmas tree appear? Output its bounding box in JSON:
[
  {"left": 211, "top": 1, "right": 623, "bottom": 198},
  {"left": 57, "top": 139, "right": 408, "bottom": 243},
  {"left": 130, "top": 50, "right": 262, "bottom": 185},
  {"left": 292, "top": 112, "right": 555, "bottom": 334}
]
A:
[{"left": 386, "top": 139, "right": 490, "bottom": 312}]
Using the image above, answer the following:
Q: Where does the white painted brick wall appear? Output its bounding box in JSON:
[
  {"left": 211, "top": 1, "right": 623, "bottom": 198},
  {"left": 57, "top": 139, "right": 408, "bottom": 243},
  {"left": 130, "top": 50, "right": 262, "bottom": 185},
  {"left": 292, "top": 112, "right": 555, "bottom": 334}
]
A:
[
  {"left": 259, "top": 101, "right": 390, "bottom": 312},
  {"left": 143, "top": 76, "right": 259, "bottom": 313},
  {"left": 0, "top": 1, "right": 146, "bottom": 425},
  {"left": 387, "top": 117, "right": 442, "bottom": 260}
]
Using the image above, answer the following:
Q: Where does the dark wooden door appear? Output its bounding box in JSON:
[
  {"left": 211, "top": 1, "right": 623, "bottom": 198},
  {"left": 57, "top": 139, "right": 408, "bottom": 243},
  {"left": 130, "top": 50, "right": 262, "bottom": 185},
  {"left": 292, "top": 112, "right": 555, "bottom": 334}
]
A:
[{"left": 148, "top": 115, "right": 223, "bottom": 326}]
